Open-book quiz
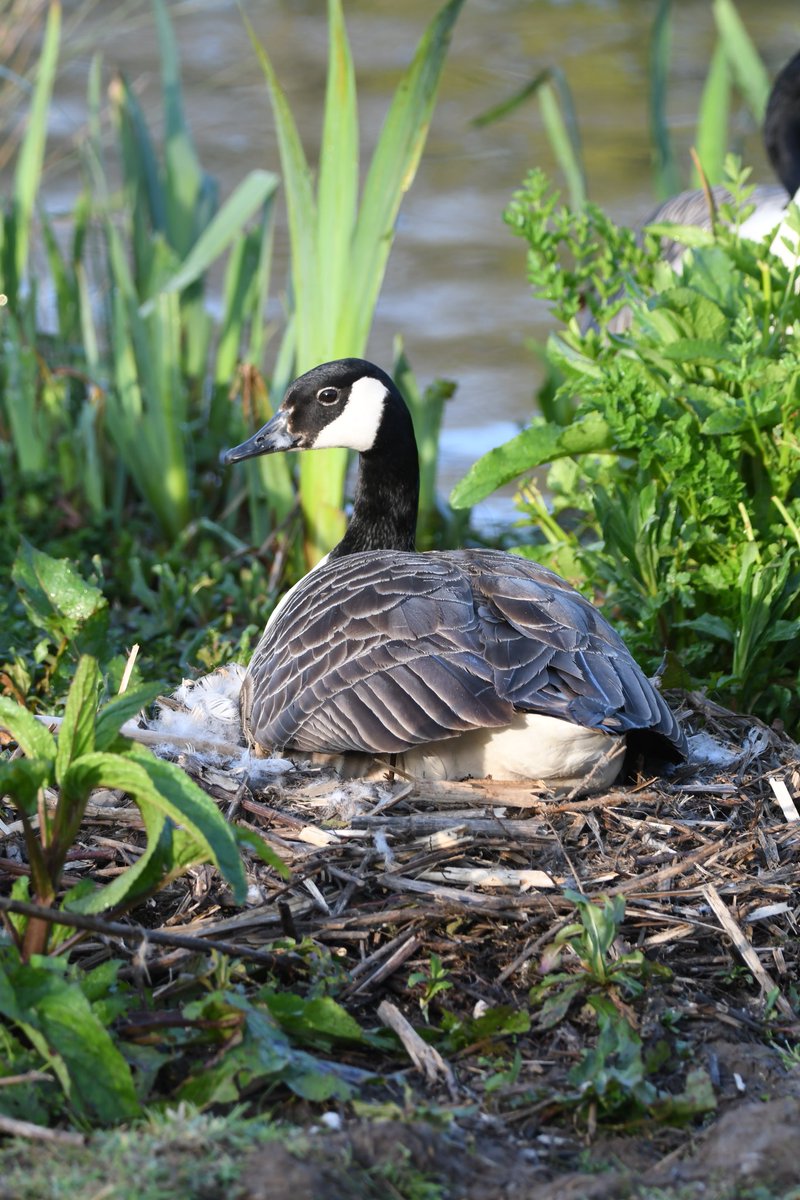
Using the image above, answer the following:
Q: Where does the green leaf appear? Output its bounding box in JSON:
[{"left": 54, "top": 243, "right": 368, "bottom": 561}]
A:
[
  {"left": 450, "top": 412, "right": 614, "bottom": 508},
  {"left": 55, "top": 656, "right": 101, "bottom": 786},
  {"left": 649, "top": 0, "right": 681, "bottom": 199},
  {"left": 0, "top": 952, "right": 139, "bottom": 1122},
  {"left": 139, "top": 170, "right": 279, "bottom": 313},
  {"left": 700, "top": 408, "right": 748, "bottom": 435},
  {"left": 712, "top": 0, "right": 770, "bottom": 118},
  {"left": 94, "top": 681, "right": 164, "bottom": 751},
  {"left": 234, "top": 825, "right": 289, "bottom": 880},
  {"left": 0, "top": 759, "right": 52, "bottom": 815},
  {"left": 66, "top": 746, "right": 246, "bottom": 903},
  {"left": 68, "top": 800, "right": 173, "bottom": 914},
  {"left": 153, "top": 0, "right": 207, "bottom": 258},
  {"left": 0, "top": 697, "right": 56, "bottom": 761},
  {"left": 12, "top": 0, "right": 61, "bottom": 290},
  {"left": 12, "top": 541, "right": 108, "bottom": 652},
  {"left": 693, "top": 40, "right": 730, "bottom": 187},
  {"left": 316, "top": 0, "right": 358, "bottom": 353}
]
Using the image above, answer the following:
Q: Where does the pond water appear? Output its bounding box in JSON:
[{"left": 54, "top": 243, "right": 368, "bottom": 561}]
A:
[{"left": 49, "top": 0, "right": 799, "bottom": 516}]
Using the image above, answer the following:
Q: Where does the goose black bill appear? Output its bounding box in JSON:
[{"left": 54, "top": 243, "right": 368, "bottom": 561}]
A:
[{"left": 220, "top": 409, "right": 296, "bottom": 465}]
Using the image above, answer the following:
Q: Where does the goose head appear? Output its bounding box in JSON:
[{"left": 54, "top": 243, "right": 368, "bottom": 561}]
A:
[
  {"left": 221, "top": 358, "right": 414, "bottom": 463},
  {"left": 222, "top": 358, "right": 421, "bottom": 555}
]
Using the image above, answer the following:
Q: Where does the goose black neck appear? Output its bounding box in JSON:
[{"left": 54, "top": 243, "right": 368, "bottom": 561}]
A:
[
  {"left": 329, "top": 400, "right": 420, "bottom": 558},
  {"left": 765, "top": 51, "right": 800, "bottom": 197}
]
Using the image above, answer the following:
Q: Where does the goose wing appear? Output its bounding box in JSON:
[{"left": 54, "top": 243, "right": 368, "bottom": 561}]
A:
[
  {"left": 242, "top": 548, "right": 685, "bottom": 756},
  {"left": 243, "top": 552, "right": 514, "bottom": 754},
  {"left": 449, "top": 549, "right": 685, "bottom": 751}
]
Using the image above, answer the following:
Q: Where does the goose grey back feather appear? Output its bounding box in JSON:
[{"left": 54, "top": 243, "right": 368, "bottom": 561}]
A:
[{"left": 241, "top": 547, "right": 685, "bottom": 757}]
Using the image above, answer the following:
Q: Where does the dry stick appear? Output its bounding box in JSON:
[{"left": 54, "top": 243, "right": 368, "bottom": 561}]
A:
[
  {"left": 0, "top": 1114, "right": 85, "bottom": 1146},
  {"left": 703, "top": 883, "right": 796, "bottom": 1021},
  {"left": 377, "top": 999, "right": 458, "bottom": 1097},
  {"left": 118, "top": 643, "right": 140, "bottom": 695},
  {"left": 0, "top": 896, "right": 298, "bottom": 974},
  {"left": 345, "top": 934, "right": 420, "bottom": 998}
]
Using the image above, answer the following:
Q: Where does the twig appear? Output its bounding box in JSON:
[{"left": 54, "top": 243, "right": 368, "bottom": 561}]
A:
[
  {"left": 377, "top": 999, "right": 458, "bottom": 1097},
  {"left": 0, "top": 896, "right": 298, "bottom": 974},
  {"left": 118, "top": 644, "right": 140, "bottom": 695},
  {"left": 0, "top": 1114, "right": 85, "bottom": 1145},
  {"left": 702, "top": 883, "right": 796, "bottom": 1020}
]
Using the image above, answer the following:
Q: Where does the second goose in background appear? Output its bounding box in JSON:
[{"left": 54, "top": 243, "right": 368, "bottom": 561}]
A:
[
  {"left": 648, "top": 47, "right": 800, "bottom": 269},
  {"left": 222, "top": 359, "right": 687, "bottom": 790}
]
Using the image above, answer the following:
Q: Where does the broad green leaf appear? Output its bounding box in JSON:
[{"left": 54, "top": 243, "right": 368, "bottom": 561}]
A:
[
  {"left": 659, "top": 339, "right": 732, "bottom": 363},
  {"left": 94, "top": 681, "right": 164, "bottom": 751},
  {"left": 0, "top": 955, "right": 139, "bottom": 1122},
  {"left": 55, "top": 656, "right": 101, "bottom": 786},
  {"left": 12, "top": 0, "right": 61, "bottom": 290},
  {"left": 64, "top": 748, "right": 246, "bottom": 903},
  {"left": 700, "top": 408, "right": 748, "bottom": 435},
  {"left": 263, "top": 992, "right": 365, "bottom": 1043},
  {"left": 12, "top": 541, "right": 108, "bottom": 650},
  {"left": 645, "top": 222, "right": 716, "bottom": 248},
  {"left": 0, "top": 759, "right": 52, "bottom": 815},
  {"left": 451, "top": 412, "right": 614, "bottom": 509},
  {"left": 679, "top": 613, "right": 734, "bottom": 642},
  {"left": 69, "top": 800, "right": 173, "bottom": 914},
  {"left": 139, "top": 170, "right": 279, "bottom": 313},
  {"left": 0, "top": 697, "right": 56, "bottom": 762}
]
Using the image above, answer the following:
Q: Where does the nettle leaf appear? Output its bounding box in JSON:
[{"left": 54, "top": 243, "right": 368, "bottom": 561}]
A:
[
  {"left": 0, "top": 952, "right": 139, "bottom": 1123},
  {"left": 55, "top": 656, "right": 101, "bottom": 786},
  {"left": 0, "top": 759, "right": 52, "bottom": 816},
  {"left": 95, "top": 681, "right": 164, "bottom": 750},
  {"left": 234, "top": 824, "right": 289, "bottom": 879},
  {"left": 12, "top": 541, "right": 108, "bottom": 654},
  {"left": 450, "top": 411, "right": 613, "bottom": 508},
  {"left": 262, "top": 992, "right": 365, "bottom": 1045},
  {"left": 66, "top": 746, "right": 246, "bottom": 903},
  {"left": 0, "top": 696, "right": 56, "bottom": 761},
  {"left": 67, "top": 800, "right": 172, "bottom": 915}
]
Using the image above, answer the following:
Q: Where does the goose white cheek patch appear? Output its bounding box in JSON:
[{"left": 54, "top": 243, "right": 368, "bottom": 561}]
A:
[{"left": 313, "top": 376, "right": 386, "bottom": 452}]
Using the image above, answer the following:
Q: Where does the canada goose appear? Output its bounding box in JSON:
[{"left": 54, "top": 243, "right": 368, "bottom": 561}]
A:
[
  {"left": 647, "top": 48, "right": 800, "bottom": 268},
  {"left": 221, "top": 359, "right": 686, "bottom": 789}
]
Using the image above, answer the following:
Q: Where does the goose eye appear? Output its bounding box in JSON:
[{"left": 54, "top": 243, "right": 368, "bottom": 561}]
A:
[{"left": 316, "top": 387, "right": 339, "bottom": 405}]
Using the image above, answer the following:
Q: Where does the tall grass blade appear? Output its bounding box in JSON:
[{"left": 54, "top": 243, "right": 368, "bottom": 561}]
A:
[
  {"left": 692, "top": 40, "right": 730, "bottom": 187},
  {"left": 317, "top": 0, "right": 358, "bottom": 356},
  {"left": 244, "top": 12, "right": 317, "bottom": 371},
  {"left": 472, "top": 67, "right": 585, "bottom": 208},
  {"left": 713, "top": 0, "right": 770, "bottom": 119},
  {"left": 347, "top": 0, "right": 465, "bottom": 353},
  {"left": 537, "top": 73, "right": 586, "bottom": 210},
  {"left": 248, "top": 0, "right": 464, "bottom": 565},
  {"left": 11, "top": 0, "right": 60, "bottom": 295},
  {"left": 140, "top": 169, "right": 279, "bottom": 312},
  {"left": 649, "top": 0, "right": 681, "bottom": 199},
  {"left": 152, "top": 0, "right": 206, "bottom": 257}
]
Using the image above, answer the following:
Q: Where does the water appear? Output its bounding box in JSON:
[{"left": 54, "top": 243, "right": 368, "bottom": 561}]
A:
[{"left": 46, "top": 0, "right": 800, "bottom": 516}]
